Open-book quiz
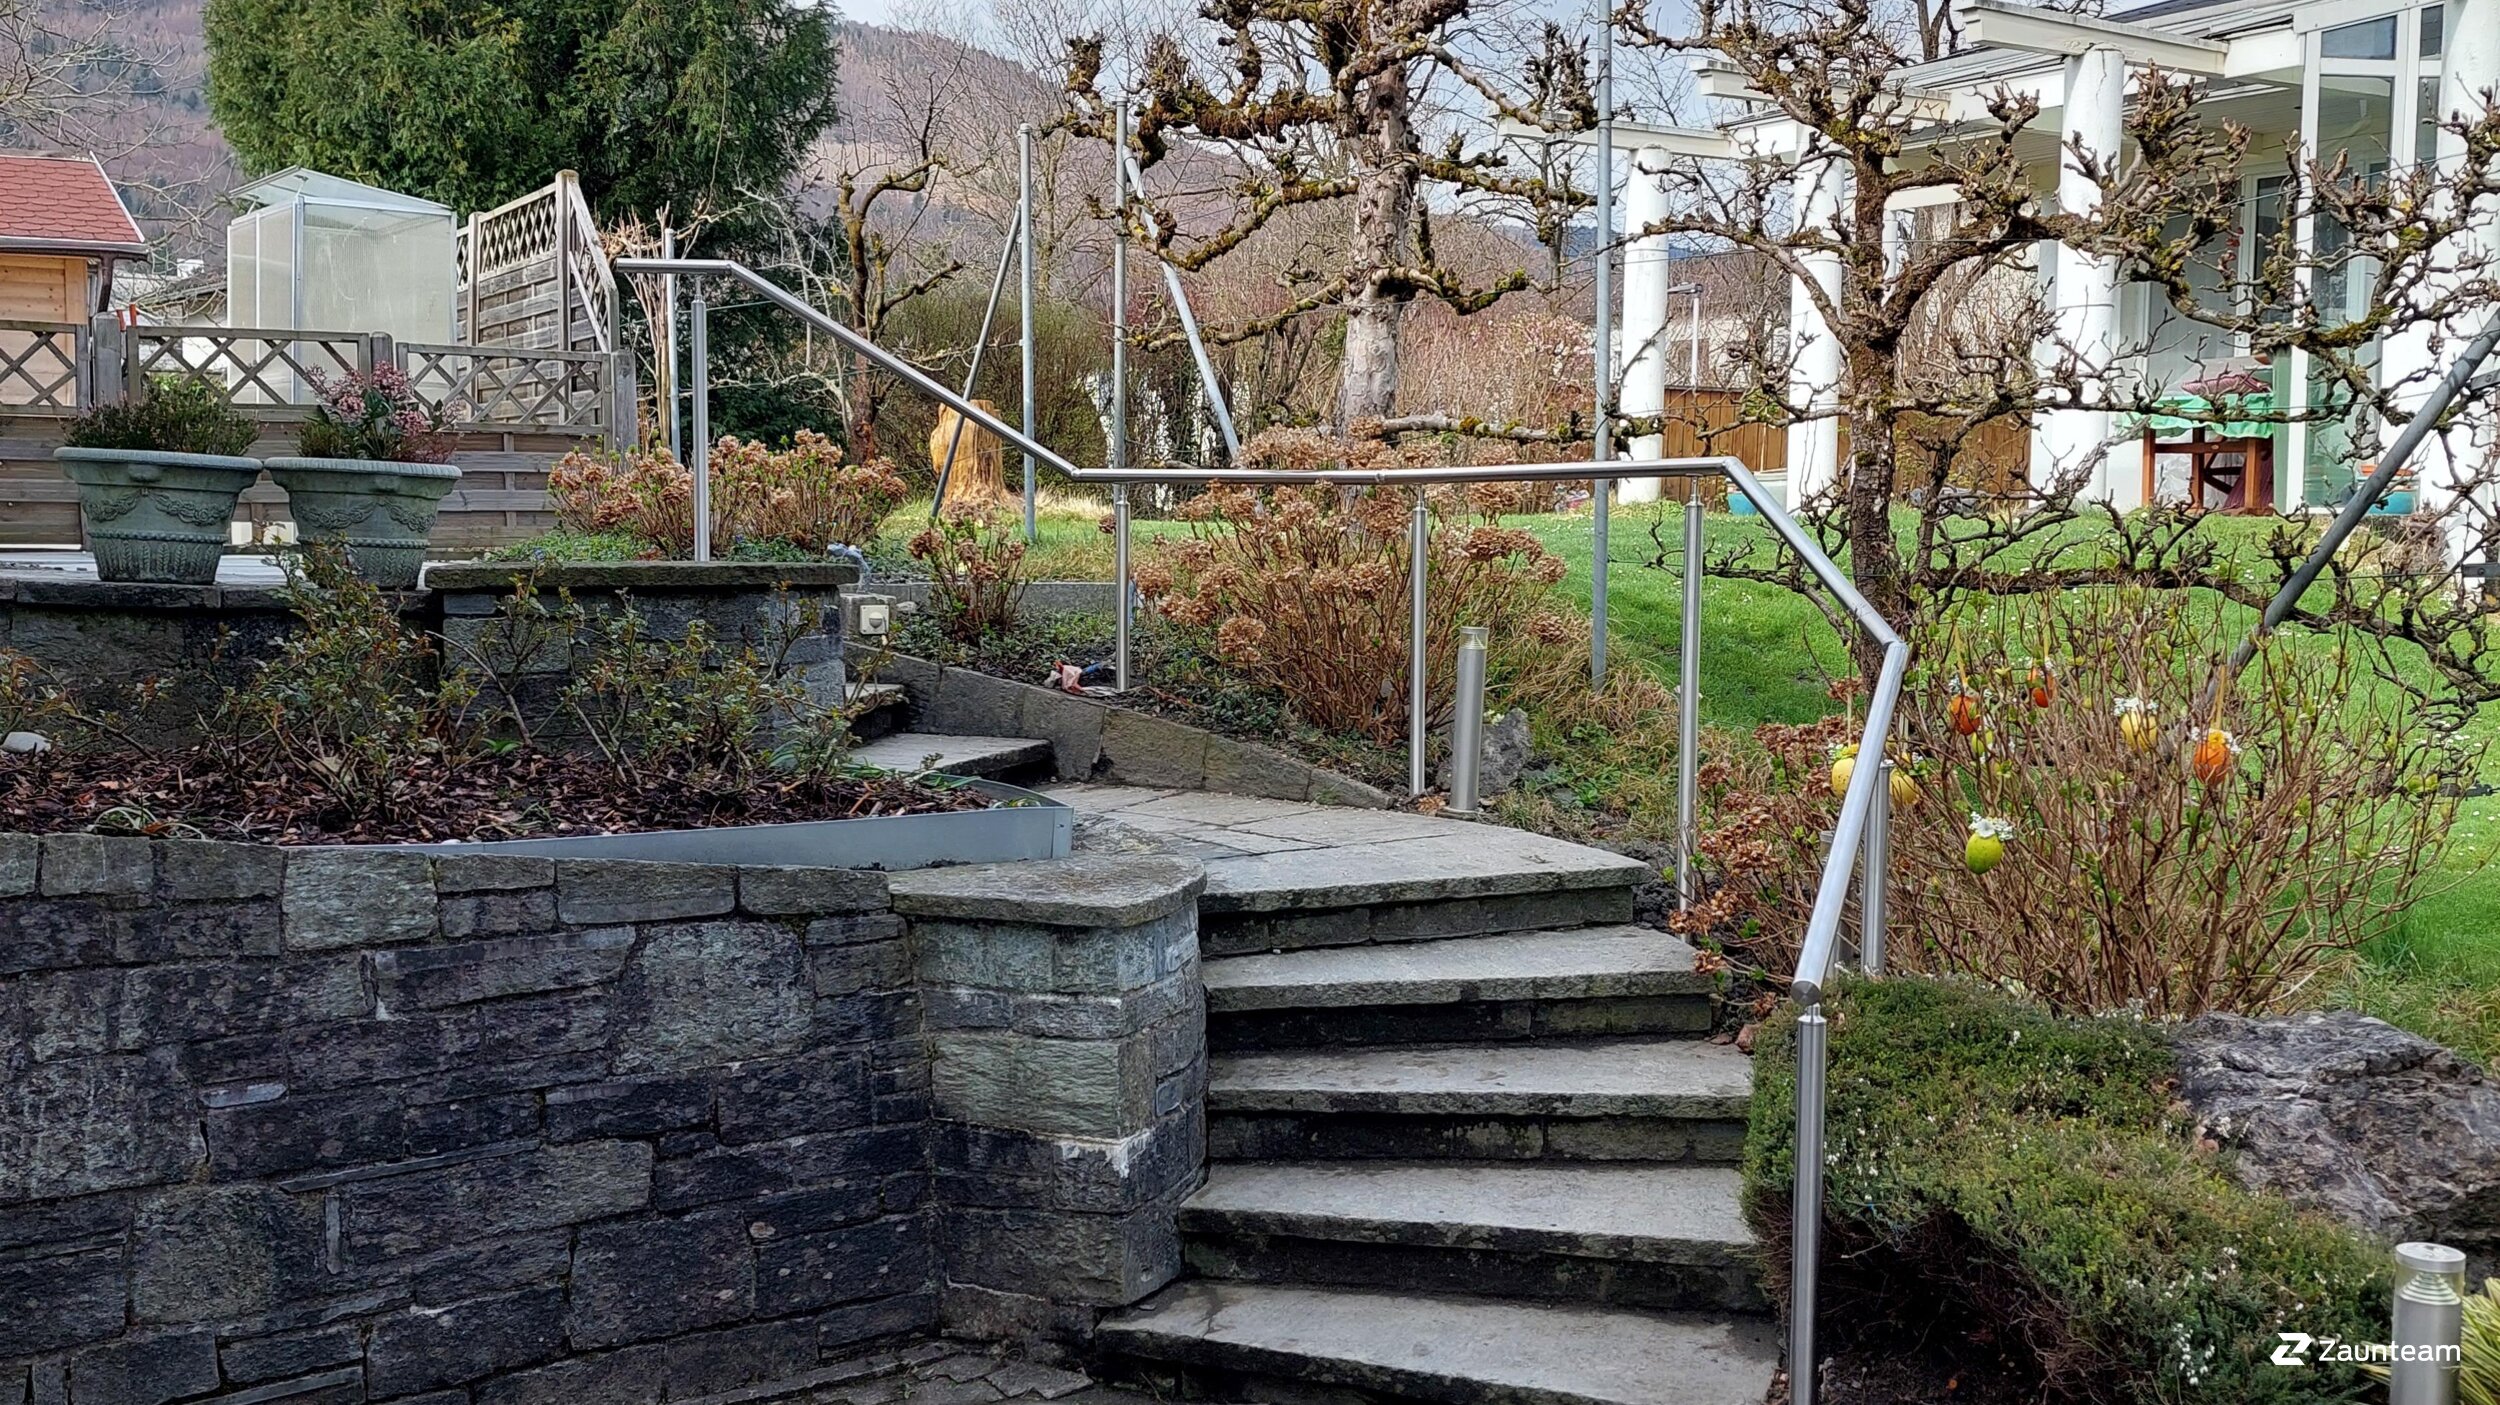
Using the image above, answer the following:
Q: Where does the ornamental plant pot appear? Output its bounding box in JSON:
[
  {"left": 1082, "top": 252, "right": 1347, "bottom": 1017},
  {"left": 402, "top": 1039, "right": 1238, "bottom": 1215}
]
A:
[
  {"left": 265, "top": 456, "right": 461, "bottom": 588},
  {"left": 55, "top": 446, "right": 263, "bottom": 584}
]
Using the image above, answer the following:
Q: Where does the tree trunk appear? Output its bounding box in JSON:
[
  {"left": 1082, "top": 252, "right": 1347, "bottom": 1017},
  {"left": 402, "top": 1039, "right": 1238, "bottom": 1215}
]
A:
[
  {"left": 1340, "top": 68, "right": 1417, "bottom": 426},
  {"left": 1845, "top": 346, "right": 1906, "bottom": 679}
]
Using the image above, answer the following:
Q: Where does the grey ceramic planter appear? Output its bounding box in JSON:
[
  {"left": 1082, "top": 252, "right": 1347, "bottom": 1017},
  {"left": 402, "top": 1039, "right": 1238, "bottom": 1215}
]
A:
[
  {"left": 265, "top": 456, "right": 461, "bottom": 588},
  {"left": 56, "top": 446, "right": 263, "bottom": 584}
]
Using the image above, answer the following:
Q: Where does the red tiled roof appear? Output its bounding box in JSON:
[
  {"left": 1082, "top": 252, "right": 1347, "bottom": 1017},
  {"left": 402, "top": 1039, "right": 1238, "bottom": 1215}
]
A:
[{"left": 0, "top": 154, "right": 145, "bottom": 253}]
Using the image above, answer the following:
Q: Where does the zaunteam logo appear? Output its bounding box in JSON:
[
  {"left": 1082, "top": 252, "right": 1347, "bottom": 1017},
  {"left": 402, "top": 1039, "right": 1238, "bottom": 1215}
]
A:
[{"left": 2272, "top": 1332, "right": 2461, "bottom": 1367}]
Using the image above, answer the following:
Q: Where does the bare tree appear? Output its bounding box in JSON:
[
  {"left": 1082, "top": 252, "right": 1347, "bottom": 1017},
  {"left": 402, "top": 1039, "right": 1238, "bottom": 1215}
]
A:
[{"left": 1061, "top": 0, "right": 1596, "bottom": 426}]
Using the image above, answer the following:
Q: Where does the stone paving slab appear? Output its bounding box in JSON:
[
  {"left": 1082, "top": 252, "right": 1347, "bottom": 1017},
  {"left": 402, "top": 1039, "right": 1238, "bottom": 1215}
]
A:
[
  {"left": 1202, "top": 926, "right": 1707, "bottom": 1011},
  {"left": 1098, "top": 1280, "right": 1779, "bottom": 1405},
  {"left": 1181, "top": 1161, "right": 1755, "bottom": 1264},
  {"left": 1209, "top": 1037, "right": 1753, "bottom": 1120},
  {"left": 1041, "top": 784, "right": 1653, "bottom": 917}
]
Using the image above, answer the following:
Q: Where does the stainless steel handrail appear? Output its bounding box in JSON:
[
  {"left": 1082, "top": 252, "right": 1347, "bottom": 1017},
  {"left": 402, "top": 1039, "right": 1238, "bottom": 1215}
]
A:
[{"left": 610, "top": 256, "right": 1903, "bottom": 1405}]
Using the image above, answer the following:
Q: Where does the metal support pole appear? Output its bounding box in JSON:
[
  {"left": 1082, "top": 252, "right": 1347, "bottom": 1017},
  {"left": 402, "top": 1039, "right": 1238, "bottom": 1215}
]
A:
[
  {"left": 1408, "top": 496, "right": 1431, "bottom": 798},
  {"left": 1676, "top": 477, "right": 1703, "bottom": 908},
  {"left": 932, "top": 214, "right": 1022, "bottom": 518},
  {"left": 1448, "top": 626, "right": 1490, "bottom": 816},
  {"left": 2391, "top": 1242, "right": 2466, "bottom": 1405},
  {"left": 1113, "top": 484, "right": 1132, "bottom": 691},
  {"left": 1110, "top": 102, "right": 1130, "bottom": 475},
  {"left": 1590, "top": 14, "right": 1615, "bottom": 690},
  {"left": 688, "top": 294, "right": 711, "bottom": 563},
  {"left": 1123, "top": 151, "right": 1244, "bottom": 463},
  {"left": 1020, "top": 123, "right": 1038, "bottom": 543},
  {"left": 661, "top": 228, "right": 680, "bottom": 462},
  {"left": 1789, "top": 1006, "right": 1828, "bottom": 1405},
  {"left": 1863, "top": 758, "right": 1891, "bottom": 974}
]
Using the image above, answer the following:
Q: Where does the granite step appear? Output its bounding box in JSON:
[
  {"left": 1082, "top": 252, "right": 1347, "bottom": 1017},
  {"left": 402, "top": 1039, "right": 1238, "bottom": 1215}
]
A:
[
  {"left": 1204, "top": 925, "right": 1714, "bottom": 1048},
  {"left": 1191, "top": 818, "right": 1652, "bottom": 955},
  {"left": 844, "top": 681, "right": 911, "bottom": 739},
  {"left": 848, "top": 732, "right": 1055, "bottom": 782},
  {"left": 1179, "top": 1161, "right": 1763, "bottom": 1312},
  {"left": 1207, "top": 1038, "right": 1753, "bottom": 1163},
  {"left": 1095, "top": 1279, "right": 1781, "bottom": 1405}
]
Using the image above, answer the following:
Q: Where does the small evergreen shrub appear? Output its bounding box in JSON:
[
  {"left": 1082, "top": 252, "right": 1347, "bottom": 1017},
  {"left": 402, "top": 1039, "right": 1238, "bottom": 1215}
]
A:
[
  {"left": 66, "top": 376, "right": 256, "bottom": 457},
  {"left": 1747, "top": 977, "right": 2389, "bottom": 1404}
]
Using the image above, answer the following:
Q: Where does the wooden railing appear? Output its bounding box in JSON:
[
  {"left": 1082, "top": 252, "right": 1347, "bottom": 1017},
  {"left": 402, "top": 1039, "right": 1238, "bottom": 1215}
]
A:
[
  {"left": 0, "top": 320, "right": 87, "bottom": 410},
  {"left": 457, "top": 171, "right": 616, "bottom": 355},
  {"left": 402, "top": 341, "right": 631, "bottom": 431}
]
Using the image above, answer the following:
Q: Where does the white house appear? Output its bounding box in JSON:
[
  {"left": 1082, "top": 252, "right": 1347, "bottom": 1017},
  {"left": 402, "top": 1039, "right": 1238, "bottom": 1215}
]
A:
[{"left": 1602, "top": 0, "right": 2498, "bottom": 516}]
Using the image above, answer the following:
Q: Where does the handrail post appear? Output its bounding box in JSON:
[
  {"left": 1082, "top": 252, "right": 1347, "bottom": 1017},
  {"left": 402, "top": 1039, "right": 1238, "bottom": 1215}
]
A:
[
  {"left": 661, "top": 227, "right": 680, "bottom": 462},
  {"left": 1019, "top": 123, "right": 1039, "bottom": 543},
  {"left": 1790, "top": 1004, "right": 1828, "bottom": 1405},
  {"left": 689, "top": 294, "right": 710, "bottom": 563},
  {"left": 1590, "top": 1, "right": 1614, "bottom": 690},
  {"left": 1113, "top": 484, "right": 1132, "bottom": 691},
  {"left": 1863, "top": 758, "right": 1891, "bottom": 974},
  {"left": 1408, "top": 493, "right": 1431, "bottom": 798},
  {"left": 1110, "top": 102, "right": 1130, "bottom": 476},
  {"left": 1676, "top": 475, "right": 1703, "bottom": 908}
]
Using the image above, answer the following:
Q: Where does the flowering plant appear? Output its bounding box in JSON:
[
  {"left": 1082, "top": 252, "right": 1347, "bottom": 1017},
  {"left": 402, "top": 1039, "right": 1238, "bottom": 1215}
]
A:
[{"left": 298, "top": 366, "right": 457, "bottom": 464}]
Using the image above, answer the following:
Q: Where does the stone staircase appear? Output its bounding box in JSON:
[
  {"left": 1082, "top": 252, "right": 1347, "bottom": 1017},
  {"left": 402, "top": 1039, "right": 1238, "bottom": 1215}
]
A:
[{"left": 1091, "top": 831, "right": 1781, "bottom": 1405}]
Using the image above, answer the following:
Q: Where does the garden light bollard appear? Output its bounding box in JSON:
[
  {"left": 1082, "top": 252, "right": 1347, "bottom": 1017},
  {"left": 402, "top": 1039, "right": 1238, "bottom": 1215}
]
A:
[
  {"left": 1409, "top": 495, "right": 1431, "bottom": 798},
  {"left": 1677, "top": 475, "right": 1703, "bottom": 908},
  {"left": 1790, "top": 1003, "right": 1829, "bottom": 1405},
  {"left": 1447, "top": 626, "right": 1490, "bottom": 816},
  {"left": 1114, "top": 484, "right": 1132, "bottom": 692},
  {"left": 1863, "top": 758, "right": 1891, "bottom": 975},
  {"left": 2391, "top": 1242, "right": 2466, "bottom": 1405},
  {"left": 690, "top": 294, "right": 711, "bottom": 565}
]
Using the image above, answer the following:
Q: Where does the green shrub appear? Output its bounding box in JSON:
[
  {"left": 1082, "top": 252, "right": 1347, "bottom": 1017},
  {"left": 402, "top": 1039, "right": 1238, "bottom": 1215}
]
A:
[
  {"left": 1747, "top": 977, "right": 2389, "bottom": 1403},
  {"left": 66, "top": 376, "right": 257, "bottom": 457}
]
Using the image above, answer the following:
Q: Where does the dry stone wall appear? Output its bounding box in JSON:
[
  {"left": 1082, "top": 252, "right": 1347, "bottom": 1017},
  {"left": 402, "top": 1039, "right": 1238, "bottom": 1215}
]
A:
[{"left": 0, "top": 833, "right": 1206, "bottom": 1405}]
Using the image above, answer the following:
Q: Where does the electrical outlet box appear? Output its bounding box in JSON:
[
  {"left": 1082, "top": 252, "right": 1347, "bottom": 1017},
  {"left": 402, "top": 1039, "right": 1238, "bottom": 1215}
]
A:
[{"left": 847, "top": 594, "right": 895, "bottom": 638}]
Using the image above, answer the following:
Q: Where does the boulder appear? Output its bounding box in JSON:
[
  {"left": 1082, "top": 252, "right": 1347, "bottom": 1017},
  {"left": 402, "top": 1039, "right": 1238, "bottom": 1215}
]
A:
[
  {"left": 1436, "top": 709, "right": 1534, "bottom": 799},
  {"left": 2169, "top": 1010, "right": 2500, "bottom": 1267}
]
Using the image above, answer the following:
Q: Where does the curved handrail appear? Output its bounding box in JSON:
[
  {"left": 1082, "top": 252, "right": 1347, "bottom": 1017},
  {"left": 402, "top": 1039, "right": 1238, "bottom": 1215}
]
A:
[{"left": 610, "top": 254, "right": 1900, "bottom": 1405}]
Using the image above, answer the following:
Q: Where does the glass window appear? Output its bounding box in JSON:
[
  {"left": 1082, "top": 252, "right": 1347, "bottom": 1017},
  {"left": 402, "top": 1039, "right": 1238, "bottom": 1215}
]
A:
[
  {"left": 2322, "top": 15, "right": 2398, "bottom": 59},
  {"left": 2419, "top": 75, "right": 2444, "bottom": 163},
  {"left": 2420, "top": 2, "right": 2444, "bottom": 55}
]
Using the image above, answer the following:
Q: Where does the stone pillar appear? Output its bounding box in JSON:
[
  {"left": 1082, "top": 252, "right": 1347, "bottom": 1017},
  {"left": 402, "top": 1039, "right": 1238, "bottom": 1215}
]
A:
[
  {"left": 894, "top": 854, "right": 1207, "bottom": 1345},
  {"left": 2413, "top": 0, "right": 2500, "bottom": 557},
  {"left": 1619, "top": 146, "right": 1674, "bottom": 505},
  {"left": 2031, "top": 45, "right": 2131, "bottom": 506},
  {"left": 1785, "top": 150, "right": 1847, "bottom": 508}
]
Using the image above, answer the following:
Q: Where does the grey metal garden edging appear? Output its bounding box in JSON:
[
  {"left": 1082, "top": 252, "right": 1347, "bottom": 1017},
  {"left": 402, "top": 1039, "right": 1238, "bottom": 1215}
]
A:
[{"left": 387, "top": 778, "right": 1071, "bottom": 868}]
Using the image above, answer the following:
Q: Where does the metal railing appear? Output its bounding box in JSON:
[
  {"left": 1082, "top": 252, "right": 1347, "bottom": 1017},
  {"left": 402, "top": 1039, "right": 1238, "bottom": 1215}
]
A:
[{"left": 614, "top": 252, "right": 1908, "bottom": 1403}]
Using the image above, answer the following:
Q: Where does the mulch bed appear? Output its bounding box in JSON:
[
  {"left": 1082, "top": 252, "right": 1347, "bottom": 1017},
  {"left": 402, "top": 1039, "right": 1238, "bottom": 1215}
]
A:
[{"left": 1, "top": 749, "right": 992, "bottom": 846}]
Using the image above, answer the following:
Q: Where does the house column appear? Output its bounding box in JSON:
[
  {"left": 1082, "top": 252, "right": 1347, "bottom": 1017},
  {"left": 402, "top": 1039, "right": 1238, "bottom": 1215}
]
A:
[
  {"left": 1785, "top": 149, "right": 1847, "bottom": 508},
  {"left": 2414, "top": 0, "right": 2500, "bottom": 556},
  {"left": 2031, "top": 45, "right": 2131, "bottom": 505},
  {"left": 1619, "top": 146, "right": 1673, "bottom": 504}
]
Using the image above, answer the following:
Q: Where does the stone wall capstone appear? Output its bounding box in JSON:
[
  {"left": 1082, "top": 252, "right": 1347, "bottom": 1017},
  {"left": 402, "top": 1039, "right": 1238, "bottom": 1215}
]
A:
[{"left": 0, "top": 830, "right": 1209, "bottom": 1403}]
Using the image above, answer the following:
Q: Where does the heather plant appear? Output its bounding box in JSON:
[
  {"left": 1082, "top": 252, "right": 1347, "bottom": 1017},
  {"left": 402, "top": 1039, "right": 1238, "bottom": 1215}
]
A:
[
  {"left": 67, "top": 376, "right": 256, "bottom": 457},
  {"left": 1132, "top": 474, "right": 1573, "bottom": 745},
  {"left": 548, "top": 431, "right": 906, "bottom": 558},
  {"left": 906, "top": 507, "right": 1030, "bottom": 646},
  {"left": 1883, "top": 591, "right": 2473, "bottom": 1017},
  {"left": 298, "top": 365, "right": 456, "bottom": 463}
]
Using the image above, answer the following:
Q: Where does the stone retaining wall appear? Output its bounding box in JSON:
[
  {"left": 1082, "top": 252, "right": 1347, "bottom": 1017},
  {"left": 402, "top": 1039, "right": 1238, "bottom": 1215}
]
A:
[
  {"left": 0, "top": 832, "right": 1205, "bottom": 1404},
  {"left": 855, "top": 648, "right": 1393, "bottom": 807}
]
